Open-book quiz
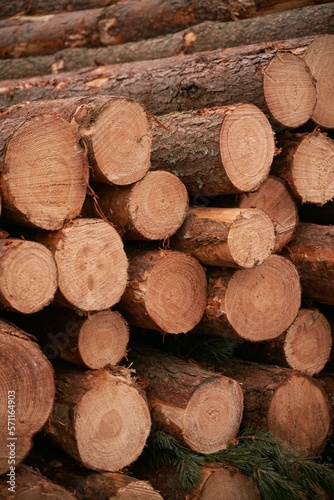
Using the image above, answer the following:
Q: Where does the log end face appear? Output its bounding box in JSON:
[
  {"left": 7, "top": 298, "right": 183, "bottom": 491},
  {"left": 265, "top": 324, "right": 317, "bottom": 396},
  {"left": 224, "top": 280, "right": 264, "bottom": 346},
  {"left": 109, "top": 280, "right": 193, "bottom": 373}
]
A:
[
  {"left": 75, "top": 372, "right": 151, "bottom": 471},
  {"left": 183, "top": 377, "right": 243, "bottom": 453},
  {"left": 91, "top": 99, "right": 151, "bottom": 185},
  {"left": 267, "top": 373, "right": 331, "bottom": 457},
  {"left": 129, "top": 171, "right": 189, "bottom": 240},
  {"left": 201, "top": 466, "right": 261, "bottom": 500},
  {"left": 2, "top": 115, "right": 89, "bottom": 230},
  {"left": 263, "top": 52, "right": 317, "bottom": 128},
  {"left": 228, "top": 208, "right": 275, "bottom": 268},
  {"left": 219, "top": 104, "right": 274, "bottom": 193},
  {"left": 225, "top": 255, "right": 301, "bottom": 341}
]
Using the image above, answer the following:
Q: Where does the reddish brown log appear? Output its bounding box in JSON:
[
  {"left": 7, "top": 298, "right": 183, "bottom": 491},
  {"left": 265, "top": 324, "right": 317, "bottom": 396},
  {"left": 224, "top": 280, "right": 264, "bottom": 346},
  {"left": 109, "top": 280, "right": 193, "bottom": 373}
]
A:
[
  {"left": 284, "top": 223, "right": 334, "bottom": 306},
  {"left": 0, "top": 0, "right": 119, "bottom": 18},
  {"left": 1, "top": 4, "right": 333, "bottom": 79},
  {"left": 0, "top": 464, "right": 76, "bottom": 499},
  {"left": 219, "top": 360, "right": 331, "bottom": 457},
  {"left": 263, "top": 51, "right": 316, "bottom": 128},
  {"left": 36, "top": 218, "right": 128, "bottom": 313},
  {"left": 84, "top": 171, "right": 189, "bottom": 239},
  {"left": 128, "top": 344, "right": 244, "bottom": 454},
  {"left": 118, "top": 249, "right": 207, "bottom": 334},
  {"left": 0, "top": 95, "right": 151, "bottom": 186},
  {"left": 195, "top": 255, "right": 301, "bottom": 342},
  {"left": 0, "top": 37, "right": 318, "bottom": 112},
  {"left": 0, "top": 239, "right": 57, "bottom": 313},
  {"left": 0, "top": 321, "right": 55, "bottom": 474},
  {"left": 273, "top": 131, "right": 334, "bottom": 205},
  {"left": 239, "top": 176, "right": 298, "bottom": 252},
  {"left": 0, "top": 111, "right": 89, "bottom": 230},
  {"left": 44, "top": 366, "right": 151, "bottom": 471},
  {"left": 151, "top": 104, "right": 275, "bottom": 197},
  {"left": 171, "top": 206, "right": 275, "bottom": 268},
  {"left": 304, "top": 34, "right": 334, "bottom": 128},
  {"left": 236, "top": 308, "right": 332, "bottom": 376}
]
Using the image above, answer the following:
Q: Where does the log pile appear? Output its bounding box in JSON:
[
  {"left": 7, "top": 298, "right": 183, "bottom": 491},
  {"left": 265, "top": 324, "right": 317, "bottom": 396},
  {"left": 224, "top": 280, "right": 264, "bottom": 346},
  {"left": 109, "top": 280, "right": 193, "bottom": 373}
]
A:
[{"left": 0, "top": 2, "right": 334, "bottom": 499}]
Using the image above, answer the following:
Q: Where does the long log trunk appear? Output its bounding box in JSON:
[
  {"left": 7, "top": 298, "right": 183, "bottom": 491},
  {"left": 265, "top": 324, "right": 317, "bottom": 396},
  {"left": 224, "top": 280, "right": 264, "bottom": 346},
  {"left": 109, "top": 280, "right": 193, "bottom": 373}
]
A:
[
  {"left": 0, "top": 464, "right": 76, "bottom": 499},
  {"left": 44, "top": 366, "right": 151, "bottom": 471},
  {"left": 170, "top": 206, "right": 275, "bottom": 268},
  {"left": 239, "top": 176, "right": 298, "bottom": 252},
  {"left": 135, "top": 463, "right": 260, "bottom": 500},
  {"left": 304, "top": 34, "right": 334, "bottom": 129},
  {"left": 0, "top": 111, "right": 89, "bottom": 230},
  {"left": 0, "top": 36, "right": 317, "bottom": 112},
  {"left": 6, "top": 307, "right": 129, "bottom": 369},
  {"left": 236, "top": 308, "right": 332, "bottom": 376},
  {"left": 0, "top": 238, "right": 57, "bottom": 313},
  {"left": 84, "top": 171, "right": 189, "bottom": 240},
  {"left": 263, "top": 51, "right": 316, "bottom": 128},
  {"left": 36, "top": 218, "right": 128, "bottom": 313},
  {"left": 0, "top": 320, "right": 55, "bottom": 474},
  {"left": 284, "top": 223, "right": 334, "bottom": 306},
  {"left": 151, "top": 104, "right": 275, "bottom": 197},
  {"left": 0, "top": 95, "right": 151, "bottom": 186},
  {"left": 118, "top": 249, "right": 207, "bottom": 334},
  {"left": 1, "top": 3, "right": 333, "bottom": 79},
  {"left": 272, "top": 131, "right": 334, "bottom": 205},
  {"left": 195, "top": 254, "right": 301, "bottom": 342},
  {"left": 219, "top": 360, "right": 331, "bottom": 457},
  {"left": 128, "top": 344, "right": 244, "bottom": 454},
  {"left": 0, "top": 0, "right": 119, "bottom": 18}
]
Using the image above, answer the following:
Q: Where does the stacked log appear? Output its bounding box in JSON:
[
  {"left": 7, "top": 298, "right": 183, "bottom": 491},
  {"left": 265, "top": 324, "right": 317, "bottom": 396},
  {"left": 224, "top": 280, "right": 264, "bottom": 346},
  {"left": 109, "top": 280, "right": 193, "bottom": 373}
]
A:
[{"left": 0, "top": 4, "right": 333, "bottom": 499}]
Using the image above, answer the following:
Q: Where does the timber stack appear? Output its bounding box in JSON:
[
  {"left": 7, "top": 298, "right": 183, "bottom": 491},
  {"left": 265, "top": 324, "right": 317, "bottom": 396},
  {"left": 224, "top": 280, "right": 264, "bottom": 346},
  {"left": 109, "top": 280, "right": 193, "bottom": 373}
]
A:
[{"left": 0, "top": 1, "right": 333, "bottom": 499}]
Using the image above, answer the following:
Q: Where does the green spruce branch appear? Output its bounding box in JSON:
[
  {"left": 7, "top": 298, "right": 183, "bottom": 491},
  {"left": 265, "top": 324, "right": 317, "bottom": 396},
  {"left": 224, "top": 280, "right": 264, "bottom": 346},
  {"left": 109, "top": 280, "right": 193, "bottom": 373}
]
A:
[{"left": 142, "top": 429, "right": 334, "bottom": 499}]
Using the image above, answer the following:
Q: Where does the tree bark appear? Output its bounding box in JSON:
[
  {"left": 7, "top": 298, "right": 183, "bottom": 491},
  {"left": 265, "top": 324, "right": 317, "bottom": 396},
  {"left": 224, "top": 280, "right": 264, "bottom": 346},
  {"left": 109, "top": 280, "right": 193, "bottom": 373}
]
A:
[
  {"left": 304, "top": 34, "right": 334, "bottom": 129},
  {"left": 0, "top": 111, "right": 89, "bottom": 230},
  {"left": 0, "top": 36, "right": 317, "bottom": 112},
  {"left": 0, "top": 238, "right": 57, "bottom": 314},
  {"left": 84, "top": 171, "right": 189, "bottom": 240},
  {"left": 1, "top": 3, "right": 333, "bottom": 79},
  {"left": 284, "top": 223, "right": 334, "bottom": 306},
  {"left": 272, "top": 131, "right": 334, "bottom": 205},
  {"left": 151, "top": 104, "right": 275, "bottom": 197},
  {"left": 0, "top": 320, "right": 55, "bottom": 474},
  {"left": 0, "top": 95, "right": 151, "bottom": 186},
  {"left": 118, "top": 249, "right": 207, "bottom": 334},
  {"left": 236, "top": 308, "right": 332, "bottom": 376},
  {"left": 0, "top": 464, "right": 76, "bottom": 499},
  {"left": 0, "top": 0, "right": 119, "bottom": 18},
  {"left": 36, "top": 218, "right": 128, "bottom": 313},
  {"left": 128, "top": 344, "right": 244, "bottom": 454},
  {"left": 219, "top": 359, "right": 331, "bottom": 457},
  {"left": 239, "top": 176, "right": 298, "bottom": 252},
  {"left": 263, "top": 51, "right": 316, "bottom": 128},
  {"left": 170, "top": 206, "right": 275, "bottom": 268},
  {"left": 44, "top": 366, "right": 151, "bottom": 471},
  {"left": 194, "top": 254, "right": 301, "bottom": 342}
]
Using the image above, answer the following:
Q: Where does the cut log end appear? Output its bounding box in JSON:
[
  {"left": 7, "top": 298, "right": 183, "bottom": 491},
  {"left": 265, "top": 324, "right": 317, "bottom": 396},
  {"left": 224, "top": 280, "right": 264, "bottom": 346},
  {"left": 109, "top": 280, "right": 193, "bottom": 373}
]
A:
[
  {"left": 54, "top": 218, "right": 128, "bottom": 312},
  {"left": 90, "top": 98, "right": 151, "bottom": 185},
  {"left": 219, "top": 104, "right": 274, "bottom": 192},
  {"left": 74, "top": 373, "right": 151, "bottom": 471},
  {"left": 0, "top": 239, "right": 57, "bottom": 313},
  {"left": 199, "top": 465, "right": 261, "bottom": 500},
  {"left": 127, "top": 171, "right": 189, "bottom": 240},
  {"left": 289, "top": 132, "right": 334, "bottom": 205},
  {"left": 142, "top": 251, "right": 207, "bottom": 333},
  {"left": 239, "top": 176, "right": 298, "bottom": 252},
  {"left": 284, "top": 309, "right": 332, "bottom": 376},
  {"left": 1, "top": 115, "right": 89, "bottom": 230},
  {"left": 78, "top": 311, "right": 129, "bottom": 369},
  {"left": 263, "top": 52, "right": 316, "bottom": 128},
  {"left": 228, "top": 208, "right": 275, "bottom": 268},
  {"left": 182, "top": 377, "right": 243, "bottom": 453},
  {"left": 226, "top": 255, "right": 301, "bottom": 341},
  {"left": 267, "top": 373, "right": 330, "bottom": 457},
  {"left": 304, "top": 34, "right": 334, "bottom": 129}
]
